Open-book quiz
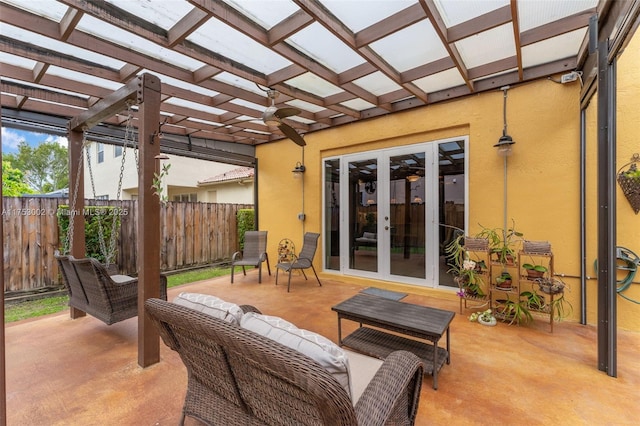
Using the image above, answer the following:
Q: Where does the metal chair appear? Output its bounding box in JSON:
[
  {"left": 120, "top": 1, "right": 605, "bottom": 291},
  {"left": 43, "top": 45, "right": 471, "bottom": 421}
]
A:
[
  {"left": 231, "top": 230, "right": 271, "bottom": 284},
  {"left": 276, "top": 232, "right": 321, "bottom": 292}
]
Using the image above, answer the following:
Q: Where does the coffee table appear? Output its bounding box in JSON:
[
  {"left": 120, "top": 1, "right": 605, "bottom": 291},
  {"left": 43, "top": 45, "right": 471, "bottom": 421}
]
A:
[{"left": 331, "top": 293, "right": 455, "bottom": 390}]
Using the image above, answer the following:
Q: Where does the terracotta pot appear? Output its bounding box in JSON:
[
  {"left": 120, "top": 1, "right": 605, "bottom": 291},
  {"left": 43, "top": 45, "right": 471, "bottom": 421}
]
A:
[{"left": 526, "top": 270, "right": 545, "bottom": 279}]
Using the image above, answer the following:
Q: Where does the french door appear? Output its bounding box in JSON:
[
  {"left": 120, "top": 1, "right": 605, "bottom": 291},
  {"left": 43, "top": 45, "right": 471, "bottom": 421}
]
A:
[{"left": 324, "top": 138, "right": 467, "bottom": 288}]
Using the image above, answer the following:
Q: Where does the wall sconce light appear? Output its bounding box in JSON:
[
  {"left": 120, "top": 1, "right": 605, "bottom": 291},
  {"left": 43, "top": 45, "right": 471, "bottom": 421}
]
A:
[
  {"left": 494, "top": 134, "right": 515, "bottom": 157},
  {"left": 406, "top": 174, "right": 421, "bottom": 182},
  {"left": 494, "top": 86, "right": 515, "bottom": 157},
  {"left": 292, "top": 162, "right": 306, "bottom": 178}
]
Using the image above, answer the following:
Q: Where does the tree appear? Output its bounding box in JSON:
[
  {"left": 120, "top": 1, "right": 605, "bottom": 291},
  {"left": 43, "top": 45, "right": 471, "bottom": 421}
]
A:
[
  {"left": 2, "top": 160, "right": 34, "bottom": 196},
  {"left": 4, "top": 140, "right": 68, "bottom": 193}
]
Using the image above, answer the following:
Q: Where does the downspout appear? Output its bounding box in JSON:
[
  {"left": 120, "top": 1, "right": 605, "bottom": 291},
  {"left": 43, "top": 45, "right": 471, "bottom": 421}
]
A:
[
  {"left": 254, "top": 158, "right": 259, "bottom": 230},
  {"left": 580, "top": 109, "right": 587, "bottom": 325}
]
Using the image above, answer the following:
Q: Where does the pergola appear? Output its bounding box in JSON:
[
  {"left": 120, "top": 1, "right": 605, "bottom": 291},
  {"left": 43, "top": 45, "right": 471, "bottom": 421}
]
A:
[{"left": 1, "top": 1, "right": 639, "bottom": 422}]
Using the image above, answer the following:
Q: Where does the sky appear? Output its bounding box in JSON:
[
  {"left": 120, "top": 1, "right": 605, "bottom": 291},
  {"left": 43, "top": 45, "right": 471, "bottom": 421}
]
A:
[{"left": 1, "top": 127, "right": 68, "bottom": 155}]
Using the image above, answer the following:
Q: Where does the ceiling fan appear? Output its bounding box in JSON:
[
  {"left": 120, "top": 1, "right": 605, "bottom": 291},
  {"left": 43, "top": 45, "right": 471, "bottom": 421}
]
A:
[{"left": 261, "top": 89, "right": 306, "bottom": 146}]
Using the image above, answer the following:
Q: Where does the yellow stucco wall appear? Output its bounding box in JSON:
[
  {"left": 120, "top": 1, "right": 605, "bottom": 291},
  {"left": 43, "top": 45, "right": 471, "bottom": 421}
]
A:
[{"left": 257, "top": 30, "right": 640, "bottom": 331}]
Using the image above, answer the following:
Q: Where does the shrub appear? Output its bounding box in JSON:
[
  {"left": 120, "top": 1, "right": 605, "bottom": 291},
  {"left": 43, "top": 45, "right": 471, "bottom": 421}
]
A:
[
  {"left": 236, "top": 209, "right": 255, "bottom": 251},
  {"left": 57, "top": 205, "right": 121, "bottom": 263}
]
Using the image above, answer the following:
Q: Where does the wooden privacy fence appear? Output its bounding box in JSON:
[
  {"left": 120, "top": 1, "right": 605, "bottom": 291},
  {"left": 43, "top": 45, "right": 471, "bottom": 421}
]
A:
[{"left": 2, "top": 197, "right": 251, "bottom": 293}]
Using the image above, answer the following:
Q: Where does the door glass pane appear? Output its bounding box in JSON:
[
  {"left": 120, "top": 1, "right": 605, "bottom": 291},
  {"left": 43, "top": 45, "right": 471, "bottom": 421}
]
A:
[
  {"left": 324, "top": 159, "right": 340, "bottom": 270},
  {"left": 390, "top": 153, "right": 426, "bottom": 278},
  {"left": 439, "top": 140, "right": 466, "bottom": 288},
  {"left": 349, "top": 159, "right": 377, "bottom": 272}
]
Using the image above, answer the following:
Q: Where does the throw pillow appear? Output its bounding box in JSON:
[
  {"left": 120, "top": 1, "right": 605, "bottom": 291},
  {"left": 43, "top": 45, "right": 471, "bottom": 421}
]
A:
[
  {"left": 173, "top": 292, "right": 244, "bottom": 325},
  {"left": 240, "top": 312, "right": 352, "bottom": 398}
]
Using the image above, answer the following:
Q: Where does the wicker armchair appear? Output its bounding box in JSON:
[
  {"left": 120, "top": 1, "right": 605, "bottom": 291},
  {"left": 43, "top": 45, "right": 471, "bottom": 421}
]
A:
[
  {"left": 55, "top": 255, "right": 167, "bottom": 325},
  {"left": 145, "top": 298, "right": 424, "bottom": 426}
]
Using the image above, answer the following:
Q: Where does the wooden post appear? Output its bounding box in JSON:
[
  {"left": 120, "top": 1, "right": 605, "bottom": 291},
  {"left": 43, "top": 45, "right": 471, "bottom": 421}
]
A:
[
  {"left": 67, "top": 128, "right": 86, "bottom": 319},
  {"left": 68, "top": 73, "right": 162, "bottom": 367},
  {"left": 137, "top": 74, "right": 162, "bottom": 367},
  {"left": 1, "top": 115, "right": 7, "bottom": 426}
]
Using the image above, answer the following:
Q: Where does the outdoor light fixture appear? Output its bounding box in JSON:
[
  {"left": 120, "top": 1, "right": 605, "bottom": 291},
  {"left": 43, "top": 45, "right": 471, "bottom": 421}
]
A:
[
  {"left": 494, "top": 134, "right": 515, "bottom": 156},
  {"left": 292, "top": 161, "right": 306, "bottom": 178},
  {"left": 406, "top": 174, "right": 421, "bottom": 182},
  {"left": 494, "top": 86, "right": 515, "bottom": 157}
]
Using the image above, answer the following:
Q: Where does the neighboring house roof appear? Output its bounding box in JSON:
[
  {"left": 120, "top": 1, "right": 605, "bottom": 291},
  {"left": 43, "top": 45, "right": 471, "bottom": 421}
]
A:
[
  {"left": 23, "top": 188, "right": 69, "bottom": 198},
  {"left": 198, "top": 167, "right": 254, "bottom": 186}
]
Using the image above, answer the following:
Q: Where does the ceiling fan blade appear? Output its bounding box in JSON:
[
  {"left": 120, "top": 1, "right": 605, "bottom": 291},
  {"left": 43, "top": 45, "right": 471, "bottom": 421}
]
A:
[
  {"left": 277, "top": 122, "right": 306, "bottom": 146},
  {"left": 274, "top": 107, "right": 301, "bottom": 119}
]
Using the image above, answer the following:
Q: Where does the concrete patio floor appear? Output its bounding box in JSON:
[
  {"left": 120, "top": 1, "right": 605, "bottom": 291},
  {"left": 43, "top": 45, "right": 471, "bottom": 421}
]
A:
[{"left": 5, "top": 270, "right": 640, "bottom": 425}]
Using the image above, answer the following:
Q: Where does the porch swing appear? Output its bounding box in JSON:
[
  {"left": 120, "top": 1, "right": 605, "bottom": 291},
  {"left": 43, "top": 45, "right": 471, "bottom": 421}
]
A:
[{"left": 55, "top": 103, "right": 167, "bottom": 325}]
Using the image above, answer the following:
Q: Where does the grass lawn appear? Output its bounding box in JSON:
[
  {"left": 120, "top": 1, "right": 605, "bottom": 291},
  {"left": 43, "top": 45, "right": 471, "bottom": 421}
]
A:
[{"left": 4, "top": 265, "right": 233, "bottom": 323}]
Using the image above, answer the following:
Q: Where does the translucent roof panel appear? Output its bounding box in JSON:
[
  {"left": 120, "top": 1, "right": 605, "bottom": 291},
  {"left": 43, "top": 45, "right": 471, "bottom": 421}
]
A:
[
  {"left": 352, "top": 72, "right": 403, "bottom": 96},
  {"left": 151, "top": 73, "right": 220, "bottom": 97},
  {"left": 522, "top": 29, "right": 588, "bottom": 68},
  {"left": 229, "top": 98, "right": 267, "bottom": 113},
  {"left": 0, "top": 0, "right": 608, "bottom": 147},
  {"left": 105, "top": 0, "right": 193, "bottom": 30},
  {"left": 518, "top": 0, "right": 599, "bottom": 32},
  {"left": 76, "top": 15, "right": 205, "bottom": 71},
  {"left": 321, "top": 0, "right": 416, "bottom": 33},
  {"left": 0, "top": 51, "right": 37, "bottom": 68},
  {"left": 47, "top": 66, "right": 122, "bottom": 91},
  {"left": 1, "top": 77, "right": 89, "bottom": 98},
  {"left": 188, "top": 18, "right": 292, "bottom": 74},
  {"left": 1, "top": 23, "right": 125, "bottom": 69},
  {"left": 213, "top": 72, "right": 269, "bottom": 96},
  {"left": 370, "top": 21, "right": 448, "bottom": 72},
  {"left": 222, "top": 0, "right": 300, "bottom": 30},
  {"left": 285, "top": 99, "right": 327, "bottom": 114},
  {"left": 1, "top": 0, "right": 68, "bottom": 21},
  {"left": 341, "top": 98, "right": 376, "bottom": 111},
  {"left": 412, "top": 68, "right": 466, "bottom": 93},
  {"left": 286, "top": 73, "right": 344, "bottom": 98},
  {"left": 163, "top": 98, "right": 228, "bottom": 116},
  {"left": 434, "top": 0, "right": 509, "bottom": 27},
  {"left": 455, "top": 24, "right": 516, "bottom": 69},
  {"left": 286, "top": 23, "right": 366, "bottom": 74}
]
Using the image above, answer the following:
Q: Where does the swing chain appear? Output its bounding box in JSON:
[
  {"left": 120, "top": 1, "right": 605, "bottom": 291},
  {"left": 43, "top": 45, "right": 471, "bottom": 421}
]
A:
[
  {"left": 84, "top": 141, "right": 111, "bottom": 264},
  {"left": 106, "top": 104, "right": 136, "bottom": 265}
]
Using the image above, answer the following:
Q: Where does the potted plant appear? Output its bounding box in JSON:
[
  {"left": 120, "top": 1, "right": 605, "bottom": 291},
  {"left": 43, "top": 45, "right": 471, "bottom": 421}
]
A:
[
  {"left": 469, "top": 309, "right": 497, "bottom": 326},
  {"left": 536, "top": 277, "right": 573, "bottom": 321},
  {"left": 520, "top": 290, "right": 546, "bottom": 311},
  {"left": 495, "top": 271, "right": 513, "bottom": 290},
  {"left": 478, "top": 220, "right": 523, "bottom": 265},
  {"left": 494, "top": 297, "right": 533, "bottom": 325},
  {"left": 522, "top": 263, "right": 548, "bottom": 279},
  {"left": 445, "top": 234, "right": 486, "bottom": 298}
]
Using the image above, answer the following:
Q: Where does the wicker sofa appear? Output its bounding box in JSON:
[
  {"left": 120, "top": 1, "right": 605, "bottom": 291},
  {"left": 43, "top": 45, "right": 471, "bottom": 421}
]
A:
[{"left": 145, "top": 295, "right": 424, "bottom": 425}]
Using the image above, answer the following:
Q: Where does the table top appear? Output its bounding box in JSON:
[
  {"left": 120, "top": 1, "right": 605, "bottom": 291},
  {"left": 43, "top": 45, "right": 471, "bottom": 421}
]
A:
[{"left": 332, "top": 293, "right": 455, "bottom": 338}]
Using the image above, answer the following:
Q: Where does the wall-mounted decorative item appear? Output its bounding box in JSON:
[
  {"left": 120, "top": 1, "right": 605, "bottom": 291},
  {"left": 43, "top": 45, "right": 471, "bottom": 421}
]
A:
[{"left": 617, "top": 153, "right": 640, "bottom": 214}]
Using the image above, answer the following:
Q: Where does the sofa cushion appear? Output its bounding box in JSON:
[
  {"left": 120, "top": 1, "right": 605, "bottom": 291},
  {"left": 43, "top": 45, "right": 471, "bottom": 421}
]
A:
[
  {"left": 173, "top": 292, "right": 244, "bottom": 325},
  {"left": 240, "top": 312, "right": 352, "bottom": 397}
]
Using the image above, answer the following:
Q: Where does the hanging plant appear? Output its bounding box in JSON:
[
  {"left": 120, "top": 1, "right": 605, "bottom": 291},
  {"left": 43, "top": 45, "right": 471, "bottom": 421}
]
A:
[
  {"left": 152, "top": 162, "right": 171, "bottom": 204},
  {"left": 617, "top": 154, "right": 640, "bottom": 214}
]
